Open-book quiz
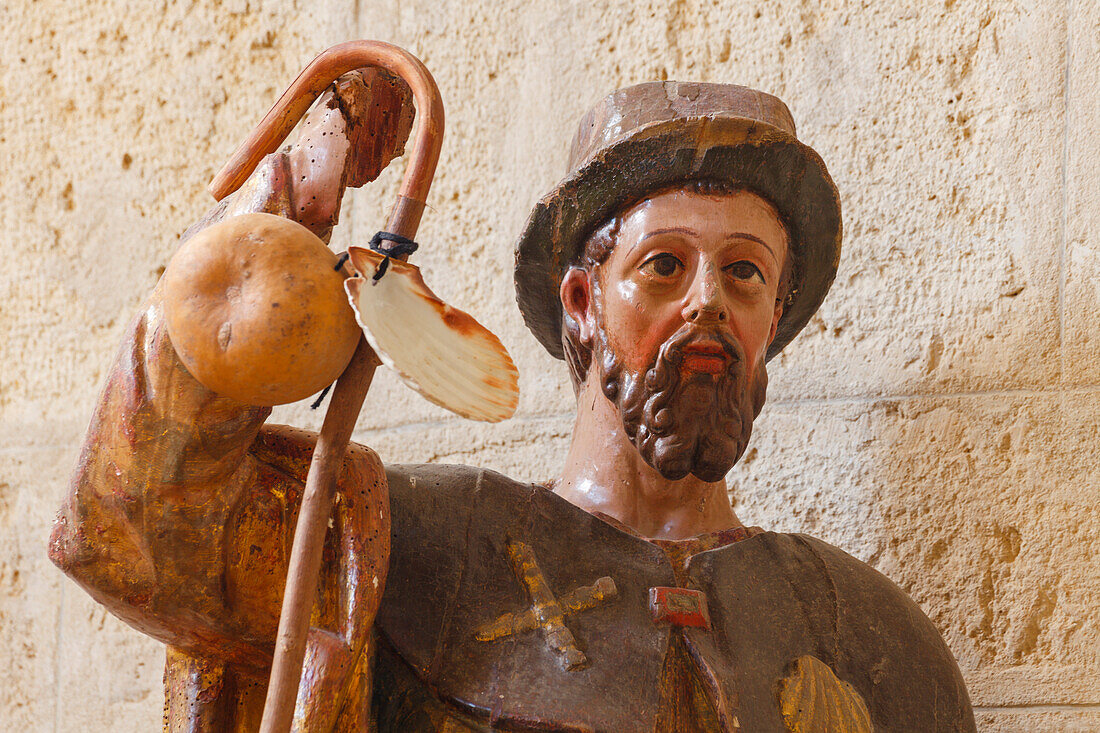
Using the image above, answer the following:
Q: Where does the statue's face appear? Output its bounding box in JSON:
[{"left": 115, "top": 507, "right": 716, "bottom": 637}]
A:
[{"left": 562, "top": 188, "right": 788, "bottom": 481}]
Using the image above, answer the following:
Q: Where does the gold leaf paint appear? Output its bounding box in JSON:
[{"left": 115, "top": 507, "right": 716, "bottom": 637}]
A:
[{"left": 777, "top": 655, "right": 872, "bottom": 733}]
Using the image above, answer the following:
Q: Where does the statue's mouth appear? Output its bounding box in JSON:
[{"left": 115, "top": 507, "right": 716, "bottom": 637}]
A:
[{"left": 680, "top": 341, "right": 730, "bottom": 375}]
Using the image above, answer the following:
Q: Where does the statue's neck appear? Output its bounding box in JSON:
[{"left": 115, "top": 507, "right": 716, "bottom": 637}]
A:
[{"left": 553, "top": 376, "right": 742, "bottom": 540}]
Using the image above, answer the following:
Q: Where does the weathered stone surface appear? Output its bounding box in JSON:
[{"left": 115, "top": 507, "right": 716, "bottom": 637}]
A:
[
  {"left": 336, "top": 0, "right": 1070, "bottom": 413},
  {"left": 1063, "top": 0, "right": 1100, "bottom": 385},
  {"left": 353, "top": 414, "right": 574, "bottom": 483},
  {"left": 974, "top": 708, "right": 1100, "bottom": 733},
  {"left": 0, "top": 448, "right": 67, "bottom": 730},
  {"left": 0, "top": 0, "right": 353, "bottom": 728},
  {"left": 285, "top": 0, "right": 1075, "bottom": 429},
  {"left": 55, "top": 590, "right": 164, "bottom": 732},
  {"left": 0, "top": 0, "right": 354, "bottom": 445},
  {"left": 3, "top": 0, "right": 1097, "bottom": 729}
]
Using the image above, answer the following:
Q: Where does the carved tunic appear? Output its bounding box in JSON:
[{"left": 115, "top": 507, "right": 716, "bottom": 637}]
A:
[{"left": 373, "top": 465, "right": 976, "bottom": 732}]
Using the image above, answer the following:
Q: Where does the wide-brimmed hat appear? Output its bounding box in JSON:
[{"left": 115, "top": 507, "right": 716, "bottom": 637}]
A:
[{"left": 514, "top": 81, "right": 842, "bottom": 362}]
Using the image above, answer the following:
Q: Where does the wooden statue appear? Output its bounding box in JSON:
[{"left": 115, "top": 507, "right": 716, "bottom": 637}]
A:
[{"left": 49, "top": 42, "right": 976, "bottom": 732}]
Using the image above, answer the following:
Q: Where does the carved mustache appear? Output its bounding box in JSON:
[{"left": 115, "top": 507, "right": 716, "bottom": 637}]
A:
[{"left": 652, "top": 324, "right": 744, "bottom": 374}]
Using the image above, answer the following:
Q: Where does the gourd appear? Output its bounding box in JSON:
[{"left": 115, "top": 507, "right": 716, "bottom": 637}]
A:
[{"left": 162, "top": 212, "right": 360, "bottom": 406}]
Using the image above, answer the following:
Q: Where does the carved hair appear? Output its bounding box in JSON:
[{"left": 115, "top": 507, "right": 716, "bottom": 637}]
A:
[{"left": 561, "top": 179, "right": 802, "bottom": 389}]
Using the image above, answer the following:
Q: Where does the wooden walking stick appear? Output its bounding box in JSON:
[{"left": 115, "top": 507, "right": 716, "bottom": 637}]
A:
[{"left": 210, "top": 40, "right": 444, "bottom": 733}]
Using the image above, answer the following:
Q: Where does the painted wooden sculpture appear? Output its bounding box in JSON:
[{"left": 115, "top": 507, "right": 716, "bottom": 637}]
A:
[{"left": 48, "top": 42, "right": 976, "bottom": 732}]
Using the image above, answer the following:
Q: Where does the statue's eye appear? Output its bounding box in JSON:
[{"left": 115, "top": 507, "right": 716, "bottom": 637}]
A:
[
  {"left": 640, "top": 253, "right": 684, "bottom": 278},
  {"left": 725, "top": 261, "right": 765, "bottom": 285}
]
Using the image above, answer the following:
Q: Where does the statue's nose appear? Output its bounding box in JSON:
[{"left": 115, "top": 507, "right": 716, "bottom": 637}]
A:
[{"left": 682, "top": 264, "right": 729, "bottom": 325}]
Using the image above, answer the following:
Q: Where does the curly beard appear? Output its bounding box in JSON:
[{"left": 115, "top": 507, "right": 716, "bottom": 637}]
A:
[{"left": 595, "top": 323, "right": 768, "bottom": 482}]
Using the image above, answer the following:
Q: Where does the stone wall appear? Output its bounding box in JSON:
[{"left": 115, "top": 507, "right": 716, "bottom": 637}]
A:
[{"left": 2, "top": 0, "right": 1097, "bottom": 730}]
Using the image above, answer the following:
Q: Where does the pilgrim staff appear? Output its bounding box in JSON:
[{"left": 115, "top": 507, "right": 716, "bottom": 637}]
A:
[{"left": 168, "top": 41, "right": 515, "bottom": 732}]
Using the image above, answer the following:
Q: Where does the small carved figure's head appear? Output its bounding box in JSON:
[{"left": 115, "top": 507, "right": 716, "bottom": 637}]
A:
[{"left": 559, "top": 180, "right": 797, "bottom": 481}]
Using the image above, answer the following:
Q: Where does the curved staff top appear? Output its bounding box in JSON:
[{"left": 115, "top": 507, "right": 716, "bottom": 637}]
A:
[
  {"left": 208, "top": 40, "right": 444, "bottom": 733},
  {"left": 210, "top": 40, "right": 443, "bottom": 240}
]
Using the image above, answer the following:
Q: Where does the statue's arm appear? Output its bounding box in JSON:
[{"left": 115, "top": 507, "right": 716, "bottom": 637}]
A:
[
  {"left": 48, "top": 281, "right": 270, "bottom": 625},
  {"left": 47, "top": 68, "right": 414, "bottom": 657}
]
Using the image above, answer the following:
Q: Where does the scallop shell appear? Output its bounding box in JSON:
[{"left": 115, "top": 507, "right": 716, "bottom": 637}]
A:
[
  {"left": 777, "top": 655, "right": 872, "bottom": 733},
  {"left": 345, "top": 246, "right": 519, "bottom": 422}
]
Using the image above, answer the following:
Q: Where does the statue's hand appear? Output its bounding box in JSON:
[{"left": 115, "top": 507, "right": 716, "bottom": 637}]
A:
[
  {"left": 331, "top": 67, "right": 416, "bottom": 189},
  {"left": 286, "top": 69, "right": 415, "bottom": 235}
]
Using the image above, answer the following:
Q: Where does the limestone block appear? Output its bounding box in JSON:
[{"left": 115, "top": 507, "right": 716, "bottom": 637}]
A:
[
  {"left": 764, "top": 0, "right": 1068, "bottom": 401},
  {"left": 353, "top": 413, "right": 574, "bottom": 483},
  {"left": 975, "top": 708, "right": 1100, "bottom": 733},
  {"left": 285, "top": 0, "right": 1077, "bottom": 429},
  {"left": 54, "top": 591, "right": 164, "bottom": 731},
  {"left": 1063, "top": 0, "right": 1100, "bottom": 384},
  {"left": 732, "top": 390, "right": 1100, "bottom": 706},
  {"left": 0, "top": 1, "right": 357, "bottom": 728},
  {"left": 0, "top": 448, "right": 68, "bottom": 729}
]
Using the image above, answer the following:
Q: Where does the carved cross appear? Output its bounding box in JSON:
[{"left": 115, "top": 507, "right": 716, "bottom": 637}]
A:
[{"left": 473, "top": 540, "right": 618, "bottom": 671}]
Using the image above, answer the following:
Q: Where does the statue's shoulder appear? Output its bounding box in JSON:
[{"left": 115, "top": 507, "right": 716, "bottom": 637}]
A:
[
  {"left": 381, "top": 463, "right": 535, "bottom": 554},
  {"left": 384, "top": 462, "right": 525, "bottom": 507},
  {"left": 695, "top": 532, "right": 975, "bottom": 731},
  {"left": 771, "top": 532, "right": 954, "bottom": 651},
  {"left": 376, "top": 463, "right": 542, "bottom": 670}
]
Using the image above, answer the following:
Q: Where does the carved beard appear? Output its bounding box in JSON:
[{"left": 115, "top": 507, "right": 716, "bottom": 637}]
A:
[{"left": 595, "top": 322, "right": 769, "bottom": 482}]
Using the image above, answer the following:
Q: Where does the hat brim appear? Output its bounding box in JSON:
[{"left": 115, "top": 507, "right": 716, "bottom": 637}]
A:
[{"left": 514, "top": 115, "right": 842, "bottom": 362}]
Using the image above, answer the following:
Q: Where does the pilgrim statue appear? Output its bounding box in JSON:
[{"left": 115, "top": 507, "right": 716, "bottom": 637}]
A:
[{"left": 49, "top": 45, "right": 975, "bottom": 732}]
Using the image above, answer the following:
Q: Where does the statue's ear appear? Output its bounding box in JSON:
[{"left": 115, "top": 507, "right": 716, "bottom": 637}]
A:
[{"left": 560, "top": 267, "right": 595, "bottom": 345}]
